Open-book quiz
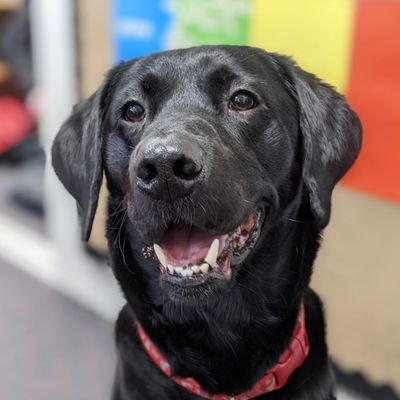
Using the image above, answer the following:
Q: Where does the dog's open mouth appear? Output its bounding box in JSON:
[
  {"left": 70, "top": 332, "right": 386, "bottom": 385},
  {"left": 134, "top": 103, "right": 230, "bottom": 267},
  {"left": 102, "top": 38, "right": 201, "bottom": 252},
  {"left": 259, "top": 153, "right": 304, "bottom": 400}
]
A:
[{"left": 143, "top": 209, "right": 263, "bottom": 284}]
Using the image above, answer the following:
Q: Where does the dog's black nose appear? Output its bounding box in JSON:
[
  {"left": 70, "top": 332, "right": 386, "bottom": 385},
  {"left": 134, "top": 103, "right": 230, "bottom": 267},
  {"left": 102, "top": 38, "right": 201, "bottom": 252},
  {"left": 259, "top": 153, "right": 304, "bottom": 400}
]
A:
[{"left": 134, "top": 138, "right": 204, "bottom": 200}]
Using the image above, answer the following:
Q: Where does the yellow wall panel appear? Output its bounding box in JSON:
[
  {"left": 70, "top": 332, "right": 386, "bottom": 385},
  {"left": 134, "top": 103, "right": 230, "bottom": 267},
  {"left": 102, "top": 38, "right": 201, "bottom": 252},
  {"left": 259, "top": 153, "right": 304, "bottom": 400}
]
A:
[{"left": 249, "top": 0, "right": 355, "bottom": 92}]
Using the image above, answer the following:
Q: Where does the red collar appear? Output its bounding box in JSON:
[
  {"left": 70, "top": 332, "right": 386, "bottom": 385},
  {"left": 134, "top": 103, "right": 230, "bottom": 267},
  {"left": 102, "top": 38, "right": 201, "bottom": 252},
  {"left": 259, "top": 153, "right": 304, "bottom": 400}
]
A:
[{"left": 137, "top": 303, "right": 309, "bottom": 400}]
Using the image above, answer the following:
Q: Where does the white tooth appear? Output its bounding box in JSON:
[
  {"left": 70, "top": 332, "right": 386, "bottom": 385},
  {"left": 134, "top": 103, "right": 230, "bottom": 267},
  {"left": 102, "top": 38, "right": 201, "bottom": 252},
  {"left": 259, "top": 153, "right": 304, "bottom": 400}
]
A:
[
  {"left": 191, "top": 265, "right": 200, "bottom": 273},
  {"left": 200, "top": 263, "right": 209, "bottom": 274},
  {"left": 205, "top": 239, "right": 219, "bottom": 268},
  {"left": 154, "top": 244, "right": 167, "bottom": 268},
  {"left": 167, "top": 264, "right": 174, "bottom": 274},
  {"left": 175, "top": 266, "right": 183, "bottom": 275},
  {"left": 182, "top": 268, "right": 193, "bottom": 277}
]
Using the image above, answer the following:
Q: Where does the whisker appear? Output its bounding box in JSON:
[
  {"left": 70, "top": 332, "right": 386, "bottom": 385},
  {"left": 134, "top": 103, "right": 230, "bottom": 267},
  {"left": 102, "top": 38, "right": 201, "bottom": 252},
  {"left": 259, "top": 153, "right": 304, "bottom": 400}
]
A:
[
  {"left": 117, "top": 210, "right": 135, "bottom": 275},
  {"left": 287, "top": 218, "right": 305, "bottom": 224}
]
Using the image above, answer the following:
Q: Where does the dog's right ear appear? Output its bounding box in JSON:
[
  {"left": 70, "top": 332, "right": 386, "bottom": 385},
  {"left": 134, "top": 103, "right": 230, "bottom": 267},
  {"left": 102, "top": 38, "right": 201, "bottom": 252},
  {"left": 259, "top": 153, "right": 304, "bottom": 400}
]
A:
[
  {"left": 52, "top": 60, "right": 137, "bottom": 241},
  {"left": 51, "top": 89, "right": 104, "bottom": 242}
]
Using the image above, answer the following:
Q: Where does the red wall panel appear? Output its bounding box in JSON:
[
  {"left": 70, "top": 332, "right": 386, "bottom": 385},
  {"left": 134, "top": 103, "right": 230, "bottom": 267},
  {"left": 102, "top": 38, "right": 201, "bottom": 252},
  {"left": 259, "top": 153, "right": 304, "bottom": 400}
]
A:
[{"left": 343, "top": 0, "right": 400, "bottom": 203}]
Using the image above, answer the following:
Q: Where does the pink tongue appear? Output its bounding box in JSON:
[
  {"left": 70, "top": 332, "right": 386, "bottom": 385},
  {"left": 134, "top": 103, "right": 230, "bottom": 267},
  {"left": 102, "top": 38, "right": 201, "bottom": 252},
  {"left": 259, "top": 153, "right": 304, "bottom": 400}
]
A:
[{"left": 159, "top": 225, "right": 224, "bottom": 266}]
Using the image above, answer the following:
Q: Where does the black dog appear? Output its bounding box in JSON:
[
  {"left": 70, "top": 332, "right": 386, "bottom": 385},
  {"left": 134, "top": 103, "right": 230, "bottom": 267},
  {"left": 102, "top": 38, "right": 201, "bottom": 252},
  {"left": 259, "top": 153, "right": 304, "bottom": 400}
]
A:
[{"left": 52, "top": 46, "right": 361, "bottom": 399}]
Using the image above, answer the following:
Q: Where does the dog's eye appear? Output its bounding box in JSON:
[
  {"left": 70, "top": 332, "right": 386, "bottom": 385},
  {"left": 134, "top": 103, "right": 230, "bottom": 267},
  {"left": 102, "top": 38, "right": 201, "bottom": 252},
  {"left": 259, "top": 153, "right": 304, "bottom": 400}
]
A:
[
  {"left": 122, "top": 102, "right": 145, "bottom": 122},
  {"left": 229, "top": 91, "right": 257, "bottom": 112}
]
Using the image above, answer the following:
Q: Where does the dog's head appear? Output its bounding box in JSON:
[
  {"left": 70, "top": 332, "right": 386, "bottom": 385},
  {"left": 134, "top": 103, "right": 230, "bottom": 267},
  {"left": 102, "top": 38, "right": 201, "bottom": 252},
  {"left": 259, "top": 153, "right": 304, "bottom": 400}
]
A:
[{"left": 52, "top": 46, "right": 361, "bottom": 310}]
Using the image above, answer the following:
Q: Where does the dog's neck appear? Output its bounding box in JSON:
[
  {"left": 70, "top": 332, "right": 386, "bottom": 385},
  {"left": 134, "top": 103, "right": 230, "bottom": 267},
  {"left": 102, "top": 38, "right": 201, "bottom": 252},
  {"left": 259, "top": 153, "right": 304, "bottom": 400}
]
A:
[
  {"left": 136, "top": 303, "right": 309, "bottom": 399},
  {"left": 137, "top": 301, "right": 302, "bottom": 395}
]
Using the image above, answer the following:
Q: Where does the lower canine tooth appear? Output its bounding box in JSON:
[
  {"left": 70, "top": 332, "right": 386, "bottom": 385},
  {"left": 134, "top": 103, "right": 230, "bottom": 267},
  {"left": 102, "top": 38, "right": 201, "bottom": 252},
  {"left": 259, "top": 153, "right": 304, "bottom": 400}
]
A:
[
  {"left": 167, "top": 265, "right": 174, "bottom": 274},
  {"left": 205, "top": 239, "right": 219, "bottom": 268},
  {"left": 191, "top": 266, "right": 200, "bottom": 273},
  {"left": 200, "top": 263, "right": 209, "bottom": 273}
]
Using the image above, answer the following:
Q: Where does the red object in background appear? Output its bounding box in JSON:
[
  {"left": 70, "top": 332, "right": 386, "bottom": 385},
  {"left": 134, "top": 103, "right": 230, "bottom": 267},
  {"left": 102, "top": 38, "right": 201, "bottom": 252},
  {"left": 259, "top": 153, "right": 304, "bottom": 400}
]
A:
[
  {"left": 0, "top": 97, "right": 35, "bottom": 153},
  {"left": 343, "top": 0, "right": 400, "bottom": 203}
]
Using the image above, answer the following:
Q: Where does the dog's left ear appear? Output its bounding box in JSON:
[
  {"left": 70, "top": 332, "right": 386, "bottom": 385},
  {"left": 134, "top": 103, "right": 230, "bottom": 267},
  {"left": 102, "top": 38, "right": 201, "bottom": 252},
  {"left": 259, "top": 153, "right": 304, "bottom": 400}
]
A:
[
  {"left": 274, "top": 55, "right": 362, "bottom": 229},
  {"left": 51, "top": 89, "right": 104, "bottom": 241}
]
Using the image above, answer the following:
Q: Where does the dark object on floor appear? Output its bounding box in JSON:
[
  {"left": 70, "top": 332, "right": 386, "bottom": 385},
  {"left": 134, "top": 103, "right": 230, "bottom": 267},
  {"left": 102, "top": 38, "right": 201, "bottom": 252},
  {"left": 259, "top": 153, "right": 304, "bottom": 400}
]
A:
[
  {"left": 52, "top": 46, "right": 362, "bottom": 399},
  {"left": 0, "top": 132, "right": 42, "bottom": 164},
  {"left": 334, "top": 364, "right": 400, "bottom": 400},
  {"left": 10, "top": 178, "right": 44, "bottom": 217},
  {"left": 6, "top": 151, "right": 45, "bottom": 217}
]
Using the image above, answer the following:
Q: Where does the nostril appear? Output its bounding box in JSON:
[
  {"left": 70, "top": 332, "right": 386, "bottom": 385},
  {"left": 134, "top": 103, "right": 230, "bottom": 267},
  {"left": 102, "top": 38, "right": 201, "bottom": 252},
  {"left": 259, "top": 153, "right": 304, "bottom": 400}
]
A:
[
  {"left": 137, "top": 161, "right": 157, "bottom": 183},
  {"left": 173, "top": 157, "right": 202, "bottom": 180}
]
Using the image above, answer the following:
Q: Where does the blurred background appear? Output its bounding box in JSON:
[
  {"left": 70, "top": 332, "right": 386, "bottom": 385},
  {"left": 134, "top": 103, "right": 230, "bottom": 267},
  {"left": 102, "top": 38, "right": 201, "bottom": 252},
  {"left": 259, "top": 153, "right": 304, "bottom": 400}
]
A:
[{"left": 0, "top": 0, "right": 399, "bottom": 399}]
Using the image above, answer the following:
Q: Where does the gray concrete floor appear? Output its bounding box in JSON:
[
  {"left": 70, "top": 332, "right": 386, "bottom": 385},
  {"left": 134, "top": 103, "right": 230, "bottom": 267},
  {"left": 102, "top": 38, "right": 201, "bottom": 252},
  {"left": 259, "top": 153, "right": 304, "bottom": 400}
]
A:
[{"left": 0, "top": 259, "right": 116, "bottom": 399}]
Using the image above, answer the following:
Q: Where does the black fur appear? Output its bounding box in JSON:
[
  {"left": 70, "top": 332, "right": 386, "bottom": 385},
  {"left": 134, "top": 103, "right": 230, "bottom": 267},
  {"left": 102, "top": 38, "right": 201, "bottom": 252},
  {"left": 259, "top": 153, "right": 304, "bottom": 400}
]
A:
[{"left": 52, "top": 46, "right": 361, "bottom": 399}]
